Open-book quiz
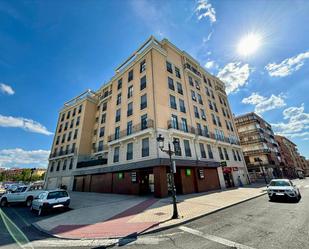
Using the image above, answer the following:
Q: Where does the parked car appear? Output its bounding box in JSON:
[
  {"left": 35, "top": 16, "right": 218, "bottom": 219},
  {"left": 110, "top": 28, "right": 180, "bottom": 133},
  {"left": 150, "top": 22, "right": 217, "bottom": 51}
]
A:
[
  {"left": 267, "top": 179, "right": 301, "bottom": 202},
  {"left": 0, "top": 185, "right": 45, "bottom": 207},
  {"left": 30, "top": 189, "right": 70, "bottom": 216}
]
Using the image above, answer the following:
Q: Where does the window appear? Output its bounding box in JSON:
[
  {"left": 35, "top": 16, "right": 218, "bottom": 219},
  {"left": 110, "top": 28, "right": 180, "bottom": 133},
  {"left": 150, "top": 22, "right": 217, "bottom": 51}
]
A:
[
  {"left": 69, "top": 158, "right": 73, "bottom": 170},
  {"left": 73, "top": 129, "right": 78, "bottom": 139},
  {"left": 217, "top": 116, "right": 222, "bottom": 127},
  {"left": 175, "top": 67, "right": 181, "bottom": 78},
  {"left": 64, "top": 122, "right": 68, "bottom": 131},
  {"left": 78, "top": 104, "right": 82, "bottom": 114},
  {"left": 101, "top": 113, "right": 106, "bottom": 124},
  {"left": 115, "top": 109, "right": 121, "bottom": 122},
  {"left": 223, "top": 148, "right": 229, "bottom": 160},
  {"left": 236, "top": 150, "right": 242, "bottom": 161},
  {"left": 128, "top": 85, "right": 133, "bottom": 98},
  {"left": 70, "top": 119, "right": 74, "bottom": 129},
  {"left": 142, "top": 138, "right": 149, "bottom": 157},
  {"left": 170, "top": 95, "right": 177, "bottom": 109},
  {"left": 166, "top": 61, "right": 173, "bottom": 73},
  {"left": 199, "top": 143, "right": 207, "bottom": 158},
  {"left": 116, "top": 93, "right": 121, "bottom": 105},
  {"left": 225, "top": 120, "right": 230, "bottom": 131},
  {"left": 113, "top": 147, "right": 120, "bottom": 163},
  {"left": 189, "top": 76, "right": 194, "bottom": 86},
  {"left": 213, "top": 102, "right": 218, "bottom": 112},
  {"left": 168, "top": 77, "right": 175, "bottom": 90},
  {"left": 177, "top": 82, "right": 183, "bottom": 94},
  {"left": 201, "top": 109, "right": 206, "bottom": 120},
  {"left": 191, "top": 90, "right": 196, "bottom": 101},
  {"left": 204, "top": 125, "right": 209, "bottom": 137},
  {"left": 184, "top": 140, "right": 192, "bottom": 157},
  {"left": 211, "top": 113, "right": 217, "bottom": 125},
  {"left": 99, "top": 127, "right": 105, "bottom": 137},
  {"left": 205, "top": 87, "right": 210, "bottom": 96},
  {"left": 140, "top": 75, "right": 146, "bottom": 90},
  {"left": 174, "top": 138, "right": 182, "bottom": 156},
  {"left": 71, "top": 143, "right": 76, "bottom": 153},
  {"left": 181, "top": 118, "right": 188, "bottom": 132},
  {"left": 208, "top": 77, "right": 213, "bottom": 86},
  {"left": 127, "top": 102, "right": 133, "bottom": 116},
  {"left": 67, "top": 132, "right": 71, "bottom": 142},
  {"left": 50, "top": 162, "right": 54, "bottom": 172},
  {"left": 227, "top": 110, "right": 230, "bottom": 119},
  {"left": 58, "top": 124, "right": 62, "bottom": 133},
  {"left": 76, "top": 116, "right": 80, "bottom": 126},
  {"left": 196, "top": 123, "right": 202, "bottom": 135},
  {"left": 232, "top": 149, "right": 237, "bottom": 161},
  {"left": 195, "top": 80, "right": 200, "bottom": 90},
  {"left": 140, "top": 59, "right": 146, "bottom": 73},
  {"left": 197, "top": 94, "right": 203, "bottom": 105},
  {"left": 207, "top": 144, "right": 213, "bottom": 159},
  {"left": 210, "top": 89, "right": 215, "bottom": 99},
  {"left": 127, "top": 121, "right": 133, "bottom": 135},
  {"left": 102, "top": 102, "right": 107, "bottom": 112},
  {"left": 117, "top": 78, "right": 122, "bottom": 90},
  {"left": 61, "top": 113, "right": 65, "bottom": 122},
  {"left": 171, "top": 115, "right": 179, "bottom": 129},
  {"left": 65, "top": 144, "right": 69, "bottom": 154},
  {"left": 63, "top": 159, "right": 67, "bottom": 170},
  {"left": 56, "top": 161, "right": 60, "bottom": 171},
  {"left": 218, "top": 147, "right": 224, "bottom": 160},
  {"left": 66, "top": 111, "right": 71, "bottom": 119},
  {"left": 208, "top": 100, "right": 213, "bottom": 110},
  {"left": 128, "top": 69, "right": 133, "bottom": 82},
  {"left": 72, "top": 108, "right": 76, "bottom": 117},
  {"left": 194, "top": 106, "right": 200, "bottom": 119},
  {"left": 56, "top": 136, "right": 60, "bottom": 145},
  {"left": 140, "top": 94, "right": 147, "bottom": 110},
  {"left": 98, "top": 140, "right": 104, "bottom": 151},
  {"left": 126, "top": 143, "right": 133, "bottom": 160},
  {"left": 141, "top": 114, "right": 148, "bottom": 130},
  {"left": 115, "top": 127, "right": 120, "bottom": 140},
  {"left": 179, "top": 99, "right": 186, "bottom": 113},
  {"left": 229, "top": 121, "right": 234, "bottom": 132}
]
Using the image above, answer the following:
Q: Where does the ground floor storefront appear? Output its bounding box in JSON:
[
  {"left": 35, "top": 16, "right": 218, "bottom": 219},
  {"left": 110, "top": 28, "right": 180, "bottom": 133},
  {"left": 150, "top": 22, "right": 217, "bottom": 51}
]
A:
[{"left": 71, "top": 165, "right": 221, "bottom": 198}]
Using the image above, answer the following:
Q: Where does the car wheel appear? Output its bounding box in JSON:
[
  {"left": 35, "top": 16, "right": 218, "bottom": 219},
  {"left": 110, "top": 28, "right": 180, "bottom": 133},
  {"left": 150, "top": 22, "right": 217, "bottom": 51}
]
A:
[
  {"left": 26, "top": 197, "right": 33, "bottom": 207},
  {"left": 0, "top": 198, "right": 7, "bottom": 207}
]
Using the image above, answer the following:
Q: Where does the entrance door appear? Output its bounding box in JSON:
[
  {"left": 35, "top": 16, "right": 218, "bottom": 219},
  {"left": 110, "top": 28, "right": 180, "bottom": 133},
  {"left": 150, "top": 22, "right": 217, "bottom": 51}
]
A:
[
  {"left": 139, "top": 173, "right": 150, "bottom": 195},
  {"left": 223, "top": 172, "right": 234, "bottom": 188}
]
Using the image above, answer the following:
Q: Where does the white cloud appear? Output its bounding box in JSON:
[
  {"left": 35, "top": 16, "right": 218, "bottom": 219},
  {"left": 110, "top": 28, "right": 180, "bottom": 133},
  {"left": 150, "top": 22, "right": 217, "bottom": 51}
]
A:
[
  {"left": 0, "top": 148, "right": 50, "bottom": 168},
  {"left": 265, "top": 51, "right": 309, "bottom": 77},
  {"left": 217, "top": 62, "right": 252, "bottom": 94},
  {"left": 272, "top": 103, "right": 309, "bottom": 140},
  {"left": 0, "top": 83, "right": 14, "bottom": 95},
  {"left": 242, "top": 92, "right": 286, "bottom": 114},
  {"left": 0, "top": 114, "right": 53, "bottom": 135},
  {"left": 195, "top": 0, "right": 216, "bottom": 23},
  {"left": 205, "top": 60, "right": 216, "bottom": 69}
]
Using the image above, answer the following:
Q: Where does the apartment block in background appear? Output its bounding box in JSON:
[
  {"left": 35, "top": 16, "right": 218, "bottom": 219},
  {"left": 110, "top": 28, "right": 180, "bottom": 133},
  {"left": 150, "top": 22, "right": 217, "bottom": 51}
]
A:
[
  {"left": 234, "top": 113, "right": 282, "bottom": 182},
  {"left": 45, "top": 36, "right": 249, "bottom": 197}
]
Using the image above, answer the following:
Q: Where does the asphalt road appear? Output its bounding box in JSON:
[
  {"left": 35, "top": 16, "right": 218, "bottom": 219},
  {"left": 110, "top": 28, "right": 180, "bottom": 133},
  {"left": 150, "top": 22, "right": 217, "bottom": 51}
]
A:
[{"left": 0, "top": 178, "right": 308, "bottom": 249}]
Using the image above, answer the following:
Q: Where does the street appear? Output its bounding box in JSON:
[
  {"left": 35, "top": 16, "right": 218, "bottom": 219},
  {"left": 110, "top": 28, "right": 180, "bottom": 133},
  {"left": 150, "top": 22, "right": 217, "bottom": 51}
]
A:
[{"left": 0, "top": 178, "right": 309, "bottom": 249}]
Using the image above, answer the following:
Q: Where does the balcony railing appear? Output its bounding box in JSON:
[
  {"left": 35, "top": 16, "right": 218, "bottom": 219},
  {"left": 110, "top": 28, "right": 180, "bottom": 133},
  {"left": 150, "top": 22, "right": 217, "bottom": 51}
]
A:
[
  {"left": 49, "top": 149, "right": 77, "bottom": 159},
  {"left": 108, "top": 119, "right": 154, "bottom": 142},
  {"left": 243, "top": 149, "right": 271, "bottom": 156},
  {"left": 240, "top": 137, "right": 267, "bottom": 145},
  {"left": 167, "top": 121, "right": 240, "bottom": 145},
  {"left": 184, "top": 63, "right": 202, "bottom": 77}
]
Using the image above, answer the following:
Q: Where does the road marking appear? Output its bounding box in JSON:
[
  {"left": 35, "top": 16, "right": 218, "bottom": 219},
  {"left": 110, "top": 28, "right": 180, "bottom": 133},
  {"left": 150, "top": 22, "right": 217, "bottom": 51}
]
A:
[
  {"left": 0, "top": 208, "right": 33, "bottom": 249},
  {"left": 179, "top": 225, "right": 256, "bottom": 249}
]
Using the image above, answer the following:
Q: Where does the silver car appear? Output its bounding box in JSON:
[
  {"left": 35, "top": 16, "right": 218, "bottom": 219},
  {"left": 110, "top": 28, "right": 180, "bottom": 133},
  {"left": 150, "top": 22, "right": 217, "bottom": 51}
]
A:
[
  {"left": 31, "top": 189, "right": 70, "bottom": 216},
  {"left": 267, "top": 179, "right": 301, "bottom": 202}
]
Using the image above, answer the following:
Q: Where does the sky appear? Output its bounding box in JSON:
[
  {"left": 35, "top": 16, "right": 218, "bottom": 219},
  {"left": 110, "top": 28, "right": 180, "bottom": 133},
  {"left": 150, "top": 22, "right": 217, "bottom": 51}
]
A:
[{"left": 0, "top": 0, "right": 308, "bottom": 169}]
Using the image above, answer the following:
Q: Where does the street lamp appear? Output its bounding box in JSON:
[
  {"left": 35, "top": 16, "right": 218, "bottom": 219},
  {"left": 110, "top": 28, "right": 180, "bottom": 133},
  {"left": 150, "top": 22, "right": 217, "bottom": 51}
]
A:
[
  {"left": 256, "top": 158, "right": 267, "bottom": 184},
  {"left": 156, "top": 134, "right": 179, "bottom": 219}
]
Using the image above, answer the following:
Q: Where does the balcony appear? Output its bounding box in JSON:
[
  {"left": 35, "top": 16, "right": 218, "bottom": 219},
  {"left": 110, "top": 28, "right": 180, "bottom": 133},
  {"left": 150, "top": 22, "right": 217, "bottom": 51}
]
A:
[
  {"left": 49, "top": 149, "right": 77, "bottom": 159},
  {"left": 238, "top": 127, "right": 264, "bottom": 135},
  {"left": 76, "top": 158, "right": 107, "bottom": 169},
  {"left": 243, "top": 149, "right": 271, "bottom": 156},
  {"left": 167, "top": 121, "right": 240, "bottom": 145},
  {"left": 100, "top": 90, "right": 112, "bottom": 101},
  {"left": 184, "top": 63, "right": 202, "bottom": 77},
  {"left": 108, "top": 119, "right": 154, "bottom": 142},
  {"left": 92, "top": 145, "right": 109, "bottom": 153},
  {"left": 240, "top": 137, "right": 267, "bottom": 145},
  {"left": 215, "top": 85, "right": 227, "bottom": 95}
]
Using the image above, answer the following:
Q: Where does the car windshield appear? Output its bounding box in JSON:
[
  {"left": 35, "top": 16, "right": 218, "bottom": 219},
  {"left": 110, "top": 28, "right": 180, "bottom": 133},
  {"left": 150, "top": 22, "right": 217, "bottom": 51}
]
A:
[
  {"left": 269, "top": 181, "right": 291, "bottom": 187},
  {"left": 47, "top": 191, "right": 68, "bottom": 199},
  {"left": 38, "top": 192, "right": 47, "bottom": 199}
]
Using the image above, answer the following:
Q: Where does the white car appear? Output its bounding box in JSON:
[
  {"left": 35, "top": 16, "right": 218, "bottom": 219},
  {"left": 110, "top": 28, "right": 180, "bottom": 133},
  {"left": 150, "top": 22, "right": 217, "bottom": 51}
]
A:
[
  {"left": 31, "top": 189, "right": 70, "bottom": 216},
  {"left": 267, "top": 179, "right": 301, "bottom": 202},
  {"left": 0, "top": 185, "right": 45, "bottom": 207}
]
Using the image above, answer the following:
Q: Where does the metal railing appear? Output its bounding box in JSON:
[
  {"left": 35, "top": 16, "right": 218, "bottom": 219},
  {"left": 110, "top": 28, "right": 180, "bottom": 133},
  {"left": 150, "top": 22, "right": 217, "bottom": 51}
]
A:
[
  {"left": 243, "top": 149, "right": 271, "bottom": 156},
  {"left": 49, "top": 149, "right": 77, "bottom": 158}
]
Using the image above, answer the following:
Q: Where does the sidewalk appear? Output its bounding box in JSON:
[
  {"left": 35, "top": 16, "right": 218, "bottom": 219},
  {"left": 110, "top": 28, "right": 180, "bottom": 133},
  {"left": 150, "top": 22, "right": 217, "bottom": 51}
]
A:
[{"left": 33, "top": 184, "right": 266, "bottom": 239}]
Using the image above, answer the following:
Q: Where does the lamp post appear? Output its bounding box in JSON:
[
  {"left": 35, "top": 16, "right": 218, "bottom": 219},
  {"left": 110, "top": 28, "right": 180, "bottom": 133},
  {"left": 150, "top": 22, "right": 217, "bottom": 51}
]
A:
[
  {"left": 156, "top": 134, "right": 179, "bottom": 219},
  {"left": 257, "top": 158, "right": 267, "bottom": 184},
  {"left": 30, "top": 168, "right": 36, "bottom": 183}
]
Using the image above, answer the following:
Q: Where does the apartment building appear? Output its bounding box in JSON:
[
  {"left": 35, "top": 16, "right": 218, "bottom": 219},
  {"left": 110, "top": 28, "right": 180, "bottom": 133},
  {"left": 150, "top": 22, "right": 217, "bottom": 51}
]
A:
[
  {"left": 275, "top": 135, "right": 304, "bottom": 178},
  {"left": 45, "top": 36, "right": 249, "bottom": 197},
  {"left": 234, "top": 113, "right": 282, "bottom": 182}
]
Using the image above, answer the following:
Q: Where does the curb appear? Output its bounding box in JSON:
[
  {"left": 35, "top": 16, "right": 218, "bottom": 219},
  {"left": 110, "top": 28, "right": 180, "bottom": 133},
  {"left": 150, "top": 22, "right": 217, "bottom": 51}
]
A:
[
  {"left": 141, "top": 191, "right": 267, "bottom": 236},
  {"left": 32, "top": 191, "right": 267, "bottom": 240}
]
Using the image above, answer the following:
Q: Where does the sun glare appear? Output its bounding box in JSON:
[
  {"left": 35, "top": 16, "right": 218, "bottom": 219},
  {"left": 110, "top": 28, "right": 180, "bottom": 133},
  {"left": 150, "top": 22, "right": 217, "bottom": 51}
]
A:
[{"left": 237, "top": 33, "right": 262, "bottom": 56}]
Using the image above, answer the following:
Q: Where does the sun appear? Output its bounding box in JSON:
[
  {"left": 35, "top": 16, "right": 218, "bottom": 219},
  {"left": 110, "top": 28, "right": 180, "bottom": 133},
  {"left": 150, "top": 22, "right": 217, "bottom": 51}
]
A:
[{"left": 237, "top": 33, "right": 262, "bottom": 56}]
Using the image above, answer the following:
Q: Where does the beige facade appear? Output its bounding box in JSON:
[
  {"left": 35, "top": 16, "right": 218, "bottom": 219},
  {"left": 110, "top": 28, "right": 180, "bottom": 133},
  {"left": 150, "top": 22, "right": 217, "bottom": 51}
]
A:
[{"left": 45, "top": 36, "right": 249, "bottom": 193}]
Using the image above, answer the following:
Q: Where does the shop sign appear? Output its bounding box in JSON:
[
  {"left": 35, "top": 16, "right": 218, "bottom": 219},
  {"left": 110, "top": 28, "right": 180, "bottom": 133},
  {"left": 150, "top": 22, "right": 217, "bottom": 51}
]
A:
[
  {"left": 131, "top": 172, "right": 137, "bottom": 183},
  {"left": 185, "top": 168, "right": 191, "bottom": 176},
  {"left": 198, "top": 169, "right": 205, "bottom": 179}
]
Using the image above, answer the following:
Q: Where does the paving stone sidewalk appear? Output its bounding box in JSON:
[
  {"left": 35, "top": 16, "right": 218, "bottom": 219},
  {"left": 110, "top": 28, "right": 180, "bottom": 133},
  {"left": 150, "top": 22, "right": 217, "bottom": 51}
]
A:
[{"left": 33, "top": 184, "right": 266, "bottom": 239}]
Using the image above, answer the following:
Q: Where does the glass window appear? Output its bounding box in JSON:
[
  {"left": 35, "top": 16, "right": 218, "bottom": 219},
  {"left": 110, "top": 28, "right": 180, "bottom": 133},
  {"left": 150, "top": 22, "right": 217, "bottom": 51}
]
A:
[
  {"left": 236, "top": 150, "right": 242, "bottom": 161},
  {"left": 76, "top": 116, "right": 80, "bottom": 126},
  {"left": 191, "top": 90, "right": 196, "bottom": 101},
  {"left": 140, "top": 59, "right": 146, "bottom": 73},
  {"left": 196, "top": 123, "right": 202, "bottom": 135},
  {"left": 101, "top": 113, "right": 106, "bottom": 124},
  {"left": 141, "top": 114, "right": 148, "bottom": 130},
  {"left": 116, "top": 93, "right": 121, "bottom": 105},
  {"left": 127, "top": 102, "right": 133, "bottom": 116},
  {"left": 194, "top": 106, "right": 200, "bottom": 119},
  {"left": 73, "top": 129, "right": 78, "bottom": 139},
  {"left": 197, "top": 94, "right": 203, "bottom": 105},
  {"left": 168, "top": 77, "right": 175, "bottom": 90},
  {"left": 99, "top": 127, "right": 105, "bottom": 137},
  {"left": 189, "top": 76, "right": 194, "bottom": 86},
  {"left": 102, "top": 102, "right": 107, "bottom": 111},
  {"left": 184, "top": 140, "right": 192, "bottom": 157},
  {"left": 175, "top": 67, "right": 181, "bottom": 78},
  {"left": 207, "top": 144, "right": 213, "bottom": 159},
  {"left": 128, "top": 69, "right": 133, "bottom": 82},
  {"left": 170, "top": 95, "right": 177, "bottom": 109},
  {"left": 140, "top": 94, "right": 147, "bottom": 110},
  {"left": 208, "top": 100, "right": 213, "bottom": 110},
  {"left": 217, "top": 116, "right": 222, "bottom": 127},
  {"left": 127, "top": 121, "right": 133, "bottom": 135},
  {"left": 201, "top": 109, "right": 206, "bottom": 120},
  {"left": 115, "top": 126, "right": 120, "bottom": 139},
  {"left": 177, "top": 82, "right": 183, "bottom": 94},
  {"left": 223, "top": 148, "right": 229, "bottom": 160},
  {"left": 128, "top": 85, "right": 133, "bottom": 98},
  {"left": 142, "top": 138, "right": 149, "bottom": 157},
  {"left": 171, "top": 115, "right": 178, "bottom": 129},
  {"left": 213, "top": 102, "right": 218, "bottom": 112},
  {"left": 174, "top": 138, "right": 182, "bottom": 156},
  {"left": 117, "top": 78, "right": 122, "bottom": 90},
  {"left": 166, "top": 61, "right": 173, "bottom": 73},
  {"left": 140, "top": 75, "right": 146, "bottom": 90},
  {"left": 126, "top": 142, "right": 133, "bottom": 160},
  {"left": 232, "top": 149, "right": 237, "bottom": 161},
  {"left": 113, "top": 147, "right": 119, "bottom": 162},
  {"left": 98, "top": 140, "right": 104, "bottom": 151},
  {"left": 199, "top": 143, "right": 207, "bottom": 158},
  {"left": 179, "top": 99, "right": 186, "bottom": 113},
  {"left": 211, "top": 113, "right": 217, "bottom": 125},
  {"left": 218, "top": 147, "right": 224, "bottom": 160},
  {"left": 115, "top": 109, "right": 121, "bottom": 122},
  {"left": 181, "top": 118, "right": 188, "bottom": 132},
  {"left": 204, "top": 125, "right": 209, "bottom": 137}
]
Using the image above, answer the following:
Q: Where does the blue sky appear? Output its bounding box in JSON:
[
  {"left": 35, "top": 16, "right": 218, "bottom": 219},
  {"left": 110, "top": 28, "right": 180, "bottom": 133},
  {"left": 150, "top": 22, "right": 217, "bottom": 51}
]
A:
[{"left": 0, "top": 0, "right": 308, "bottom": 168}]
